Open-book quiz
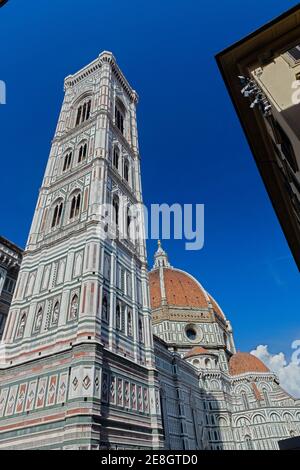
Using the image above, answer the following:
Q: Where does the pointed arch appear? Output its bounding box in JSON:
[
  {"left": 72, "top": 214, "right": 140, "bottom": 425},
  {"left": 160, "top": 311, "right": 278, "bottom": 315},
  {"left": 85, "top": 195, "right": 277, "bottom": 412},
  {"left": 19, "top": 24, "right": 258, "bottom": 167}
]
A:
[
  {"left": 74, "top": 95, "right": 92, "bottom": 127},
  {"left": 69, "top": 294, "right": 79, "bottom": 320},
  {"left": 16, "top": 311, "right": 27, "bottom": 339},
  {"left": 69, "top": 191, "right": 82, "bottom": 220},
  {"left": 52, "top": 300, "right": 60, "bottom": 326},
  {"left": 78, "top": 141, "right": 88, "bottom": 163},
  {"left": 33, "top": 307, "right": 43, "bottom": 334},
  {"left": 51, "top": 199, "right": 64, "bottom": 228},
  {"left": 63, "top": 150, "right": 73, "bottom": 172},
  {"left": 115, "top": 97, "right": 126, "bottom": 134}
]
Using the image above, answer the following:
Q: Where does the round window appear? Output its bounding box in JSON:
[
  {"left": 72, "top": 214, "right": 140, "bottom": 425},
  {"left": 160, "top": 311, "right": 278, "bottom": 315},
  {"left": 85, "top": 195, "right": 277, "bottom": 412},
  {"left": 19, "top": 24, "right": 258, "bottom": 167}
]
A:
[{"left": 185, "top": 326, "right": 197, "bottom": 341}]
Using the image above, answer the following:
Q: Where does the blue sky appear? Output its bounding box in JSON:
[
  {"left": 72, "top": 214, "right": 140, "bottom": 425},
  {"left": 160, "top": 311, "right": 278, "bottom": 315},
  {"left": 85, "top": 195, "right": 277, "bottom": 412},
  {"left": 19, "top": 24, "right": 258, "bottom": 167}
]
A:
[{"left": 0, "top": 0, "right": 299, "bottom": 359}]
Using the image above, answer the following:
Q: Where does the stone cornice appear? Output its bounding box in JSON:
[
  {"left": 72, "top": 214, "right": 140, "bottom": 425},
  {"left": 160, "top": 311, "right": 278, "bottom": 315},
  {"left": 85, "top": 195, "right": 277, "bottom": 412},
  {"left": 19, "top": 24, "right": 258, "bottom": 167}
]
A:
[{"left": 64, "top": 51, "right": 139, "bottom": 104}]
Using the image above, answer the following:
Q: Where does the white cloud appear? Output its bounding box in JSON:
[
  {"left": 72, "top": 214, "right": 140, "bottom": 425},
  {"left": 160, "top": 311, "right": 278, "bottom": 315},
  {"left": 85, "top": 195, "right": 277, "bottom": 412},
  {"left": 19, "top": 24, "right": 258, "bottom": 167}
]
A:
[{"left": 250, "top": 341, "right": 300, "bottom": 399}]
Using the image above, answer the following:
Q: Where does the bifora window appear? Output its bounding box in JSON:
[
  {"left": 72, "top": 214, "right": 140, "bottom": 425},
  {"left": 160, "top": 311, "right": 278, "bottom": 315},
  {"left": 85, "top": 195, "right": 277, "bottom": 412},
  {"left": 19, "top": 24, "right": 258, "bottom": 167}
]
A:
[
  {"left": 51, "top": 201, "right": 63, "bottom": 228},
  {"left": 78, "top": 143, "right": 88, "bottom": 163},
  {"left": 75, "top": 99, "right": 91, "bottom": 126},
  {"left": 63, "top": 151, "right": 72, "bottom": 172},
  {"left": 70, "top": 193, "right": 81, "bottom": 220},
  {"left": 115, "top": 99, "right": 125, "bottom": 134}
]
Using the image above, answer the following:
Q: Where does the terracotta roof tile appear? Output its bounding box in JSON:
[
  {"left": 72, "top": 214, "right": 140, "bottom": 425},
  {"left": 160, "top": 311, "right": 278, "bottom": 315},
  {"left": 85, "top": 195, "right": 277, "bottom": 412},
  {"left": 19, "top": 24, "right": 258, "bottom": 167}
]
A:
[
  {"left": 184, "top": 346, "right": 208, "bottom": 359},
  {"left": 149, "top": 269, "right": 161, "bottom": 309},
  {"left": 229, "top": 352, "right": 269, "bottom": 376}
]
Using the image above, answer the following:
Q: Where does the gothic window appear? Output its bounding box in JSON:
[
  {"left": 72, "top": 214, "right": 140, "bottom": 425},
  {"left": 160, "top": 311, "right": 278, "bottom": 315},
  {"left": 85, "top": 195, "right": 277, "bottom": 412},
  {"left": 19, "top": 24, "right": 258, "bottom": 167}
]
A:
[
  {"left": 124, "top": 159, "right": 129, "bottom": 182},
  {"left": 245, "top": 436, "right": 253, "bottom": 450},
  {"left": 51, "top": 301, "right": 60, "bottom": 326},
  {"left": 69, "top": 294, "right": 79, "bottom": 320},
  {"left": 116, "top": 304, "right": 121, "bottom": 330},
  {"left": 16, "top": 311, "right": 27, "bottom": 339},
  {"left": 78, "top": 142, "right": 88, "bottom": 163},
  {"left": 70, "top": 193, "right": 81, "bottom": 220},
  {"left": 127, "top": 310, "right": 133, "bottom": 337},
  {"left": 139, "top": 317, "right": 144, "bottom": 342},
  {"left": 113, "top": 196, "right": 119, "bottom": 227},
  {"left": 75, "top": 99, "right": 92, "bottom": 127},
  {"left": 102, "top": 295, "right": 109, "bottom": 323},
  {"left": 63, "top": 151, "right": 72, "bottom": 172},
  {"left": 113, "top": 146, "right": 119, "bottom": 169},
  {"left": 51, "top": 200, "right": 63, "bottom": 228},
  {"left": 115, "top": 99, "right": 125, "bottom": 134},
  {"left": 33, "top": 307, "right": 43, "bottom": 334}
]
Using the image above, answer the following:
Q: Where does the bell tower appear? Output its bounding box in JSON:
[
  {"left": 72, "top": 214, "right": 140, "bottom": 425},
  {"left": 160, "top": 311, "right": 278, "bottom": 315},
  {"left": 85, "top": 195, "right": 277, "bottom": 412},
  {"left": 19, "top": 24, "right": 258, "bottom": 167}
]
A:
[{"left": 0, "top": 52, "right": 163, "bottom": 450}]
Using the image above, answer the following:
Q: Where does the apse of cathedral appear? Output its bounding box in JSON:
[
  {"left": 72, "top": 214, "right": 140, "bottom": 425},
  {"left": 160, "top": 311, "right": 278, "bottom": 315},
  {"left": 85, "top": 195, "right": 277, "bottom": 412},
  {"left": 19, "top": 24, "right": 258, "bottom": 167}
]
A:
[{"left": 0, "top": 51, "right": 299, "bottom": 451}]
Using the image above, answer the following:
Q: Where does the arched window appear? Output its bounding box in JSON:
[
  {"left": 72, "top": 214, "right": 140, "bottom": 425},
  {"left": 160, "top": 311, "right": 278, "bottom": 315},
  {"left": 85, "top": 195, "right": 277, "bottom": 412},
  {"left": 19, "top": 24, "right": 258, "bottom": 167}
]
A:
[
  {"left": 16, "top": 312, "right": 27, "bottom": 339},
  {"left": 70, "top": 193, "right": 81, "bottom": 220},
  {"left": 124, "top": 159, "right": 129, "bottom": 182},
  {"left": 116, "top": 304, "right": 121, "bottom": 330},
  {"left": 63, "top": 151, "right": 72, "bottom": 172},
  {"left": 33, "top": 307, "right": 43, "bottom": 334},
  {"left": 51, "top": 201, "right": 63, "bottom": 228},
  {"left": 113, "top": 146, "right": 119, "bottom": 169},
  {"left": 113, "top": 196, "right": 119, "bottom": 227},
  {"left": 75, "top": 99, "right": 91, "bottom": 127},
  {"left": 52, "top": 301, "right": 60, "bottom": 326},
  {"left": 102, "top": 295, "right": 109, "bottom": 323},
  {"left": 78, "top": 142, "right": 88, "bottom": 163},
  {"left": 69, "top": 294, "right": 79, "bottom": 320},
  {"left": 205, "top": 358, "right": 212, "bottom": 369},
  {"left": 115, "top": 99, "right": 125, "bottom": 134},
  {"left": 128, "top": 310, "right": 133, "bottom": 337},
  {"left": 245, "top": 436, "right": 253, "bottom": 450},
  {"left": 139, "top": 317, "right": 144, "bottom": 342}
]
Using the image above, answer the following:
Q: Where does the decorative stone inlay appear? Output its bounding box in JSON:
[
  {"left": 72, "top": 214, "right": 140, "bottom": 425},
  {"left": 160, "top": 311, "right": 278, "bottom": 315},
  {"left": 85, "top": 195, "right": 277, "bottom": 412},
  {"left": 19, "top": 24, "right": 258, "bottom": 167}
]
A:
[
  {"left": 83, "top": 375, "right": 91, "bottom": 390},
  {"left": 72, "top": 377, "right": 79, "bottom": 390}
]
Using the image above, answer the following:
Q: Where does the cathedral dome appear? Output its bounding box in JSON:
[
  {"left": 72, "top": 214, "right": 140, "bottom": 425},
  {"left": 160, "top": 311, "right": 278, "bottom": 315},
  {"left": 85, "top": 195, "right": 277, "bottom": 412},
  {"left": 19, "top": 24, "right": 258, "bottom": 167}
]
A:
[
  {"left": 149, "top": 242, "right": 226, "bottom": 321},
  {"left": 229, "top": 352, "right": 269, "bottom": 376}
]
